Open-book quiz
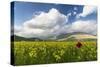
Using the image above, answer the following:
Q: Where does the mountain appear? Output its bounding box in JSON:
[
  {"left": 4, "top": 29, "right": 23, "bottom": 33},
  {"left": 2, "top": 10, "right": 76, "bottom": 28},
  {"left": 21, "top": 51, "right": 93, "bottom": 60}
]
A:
[
  {"left": 56, "top": 32, "right": 97, "bottom": 41},
  {"left": 11, "top": 35, "right": 42, "bottom": 41},
  {"left": 11, "top": 32, "right": 97, "bottom": 41}
]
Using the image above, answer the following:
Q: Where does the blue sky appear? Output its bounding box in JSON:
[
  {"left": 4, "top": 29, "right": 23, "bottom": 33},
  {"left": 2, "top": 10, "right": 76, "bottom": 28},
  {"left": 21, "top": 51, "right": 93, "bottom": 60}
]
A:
[
  {"left": 13, "top": 1, "right": 84, "bottom": 25},
  {"left": 12, "top": 1, "right": 97, "bottom": 38}
]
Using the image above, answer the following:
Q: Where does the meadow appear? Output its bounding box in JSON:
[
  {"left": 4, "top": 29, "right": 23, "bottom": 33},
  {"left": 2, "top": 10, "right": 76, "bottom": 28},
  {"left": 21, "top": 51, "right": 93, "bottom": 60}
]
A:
[{"left": 12, "top": 41, "right": 97, "bottom": 65}]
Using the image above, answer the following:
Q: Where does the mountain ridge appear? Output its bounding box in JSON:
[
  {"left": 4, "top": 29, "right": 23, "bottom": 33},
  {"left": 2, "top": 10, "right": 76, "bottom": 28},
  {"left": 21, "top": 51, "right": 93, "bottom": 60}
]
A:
[
  {"left": 12, "top": 32, "right": 97, "bottom": 41},
  {"left": 11, "top": 35, "right": 42, "bottom": 41}
]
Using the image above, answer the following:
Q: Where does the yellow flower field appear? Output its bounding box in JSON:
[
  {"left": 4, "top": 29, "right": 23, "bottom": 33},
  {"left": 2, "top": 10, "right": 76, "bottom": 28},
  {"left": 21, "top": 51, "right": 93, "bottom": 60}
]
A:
[{"left": 12, "top": 41, "right": 97, "bottom": 65}]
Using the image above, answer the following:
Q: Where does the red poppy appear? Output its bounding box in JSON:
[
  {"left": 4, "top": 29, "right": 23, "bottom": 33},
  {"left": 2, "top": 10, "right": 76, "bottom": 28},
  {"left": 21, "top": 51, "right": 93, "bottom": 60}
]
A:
[{"left": 76, "top": 42, "right": 82, "bottom": 48}]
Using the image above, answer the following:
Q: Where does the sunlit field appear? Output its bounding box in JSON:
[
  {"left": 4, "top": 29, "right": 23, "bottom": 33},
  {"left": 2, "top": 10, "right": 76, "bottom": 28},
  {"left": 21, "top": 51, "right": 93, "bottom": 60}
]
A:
[{"left": 12, "top": 41, "right": 97, "bottom": 65}]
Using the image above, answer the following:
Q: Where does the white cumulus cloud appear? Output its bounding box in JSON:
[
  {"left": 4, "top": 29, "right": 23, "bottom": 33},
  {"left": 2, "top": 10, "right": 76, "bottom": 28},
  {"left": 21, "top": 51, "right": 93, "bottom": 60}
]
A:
[
  {"left": 77, "top": 6, "right": 97, "bottom": 18},
  {"left": 14, "top": 8, "right": 97, "bottom": 39},
  {"left": 66, "top": 20, "right": 97, "bottom": 35},
  {"left": 14, "top": 8, "right": 68, "bottom": 38}
]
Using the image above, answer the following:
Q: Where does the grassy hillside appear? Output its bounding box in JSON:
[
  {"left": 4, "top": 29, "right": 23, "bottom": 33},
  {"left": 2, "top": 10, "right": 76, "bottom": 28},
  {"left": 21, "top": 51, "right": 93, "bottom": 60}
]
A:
[{"left": 12, "top": 35, "right": 42, "bottom": 41}]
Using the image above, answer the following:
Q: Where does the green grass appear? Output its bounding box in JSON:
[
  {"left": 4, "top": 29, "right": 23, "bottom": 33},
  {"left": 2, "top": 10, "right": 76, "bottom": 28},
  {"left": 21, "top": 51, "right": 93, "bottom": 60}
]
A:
[{"left": 12, "top": 41, "right": 97, "bottom": 65}]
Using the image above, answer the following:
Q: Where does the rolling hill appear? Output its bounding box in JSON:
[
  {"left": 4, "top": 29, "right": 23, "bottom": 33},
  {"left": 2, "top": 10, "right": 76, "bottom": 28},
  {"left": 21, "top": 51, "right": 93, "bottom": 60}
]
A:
[
  {"left": 11, "top": 32, "right": 97, "bottom": 41},
  {"left": 57, "top": 32, "right": 97, "bottom": 41},
  {"left": 11, "top": 35, "right": 42, "bottom": 41}
]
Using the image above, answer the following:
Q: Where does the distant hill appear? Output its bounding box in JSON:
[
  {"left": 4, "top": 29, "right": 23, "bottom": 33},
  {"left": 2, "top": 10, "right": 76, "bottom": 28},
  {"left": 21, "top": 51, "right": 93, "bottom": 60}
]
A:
[
  {"left": 11, "top": 32, "right": 97, "bottom": 41},
  {"left": 11, "top": 35, "right": 42, "bottom": 41},
  {"left": 56, "top": 32, "right": 97, "bottom": 41}
]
